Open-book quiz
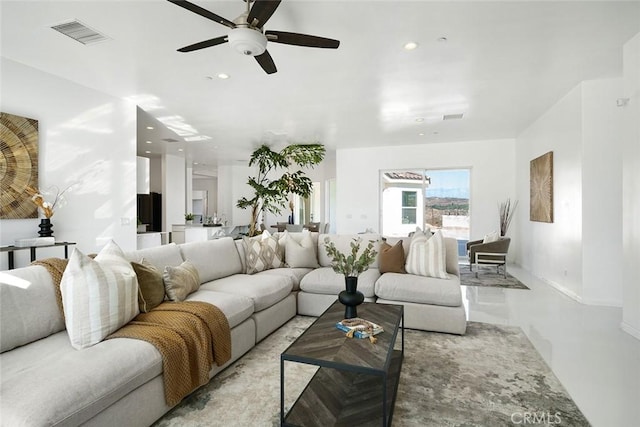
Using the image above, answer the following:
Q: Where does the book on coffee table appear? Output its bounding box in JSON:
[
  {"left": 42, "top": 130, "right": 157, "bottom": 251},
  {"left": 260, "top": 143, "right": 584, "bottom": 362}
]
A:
[{"left": 335, "top": 319, "right": 384, "bottom": 339}]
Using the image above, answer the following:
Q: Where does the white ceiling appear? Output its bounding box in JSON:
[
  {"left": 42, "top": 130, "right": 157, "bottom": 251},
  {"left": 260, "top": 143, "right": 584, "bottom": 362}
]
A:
[{"left": 2, "top": 1, "right": 639, "bottom": 175}]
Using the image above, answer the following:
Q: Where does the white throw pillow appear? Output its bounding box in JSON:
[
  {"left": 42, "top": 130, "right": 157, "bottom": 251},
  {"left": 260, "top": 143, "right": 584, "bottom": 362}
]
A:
[
  {"left": 285, "top": 231, "right": 320, "bottom": 268},
  {"left": 483, "top": 231, "right": 500, "bottom": 244},
  {"left": 405, "top": 230, "right": 449, "bottom": 279},
  {"left": 60, "top": 240, "right": 139, "bottom": 350},
  {"left": 243, "top": 232, "right": 284, "bottom": 274}
]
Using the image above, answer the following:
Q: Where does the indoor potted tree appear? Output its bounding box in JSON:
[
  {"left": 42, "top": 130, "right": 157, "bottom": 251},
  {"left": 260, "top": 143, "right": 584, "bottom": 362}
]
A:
[{"left": 236, "top": 143, "right": 325, "bottom": 237}]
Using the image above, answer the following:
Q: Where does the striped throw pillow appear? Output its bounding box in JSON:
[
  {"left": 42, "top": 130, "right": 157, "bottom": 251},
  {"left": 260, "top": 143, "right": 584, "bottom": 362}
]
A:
[
  {"left": 60, "top": 240, "right": 139, "bottom": 349},
  {"left": 405, "top": 230, "right": 449, "bottom": 279}
]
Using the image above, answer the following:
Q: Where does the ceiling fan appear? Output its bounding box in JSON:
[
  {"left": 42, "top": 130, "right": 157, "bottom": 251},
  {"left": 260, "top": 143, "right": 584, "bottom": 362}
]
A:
[{"left": 167, "top": 0, "right": 340, "bottom": 74}]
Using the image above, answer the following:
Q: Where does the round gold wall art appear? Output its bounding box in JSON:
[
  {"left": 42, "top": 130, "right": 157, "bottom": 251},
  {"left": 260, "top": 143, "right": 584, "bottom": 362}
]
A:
[
  {"left": 530, "top": 151, "right": 553, "bottom": 223},
  {"left": 0, "top": 112, "right": 39, "bottom": 219}
]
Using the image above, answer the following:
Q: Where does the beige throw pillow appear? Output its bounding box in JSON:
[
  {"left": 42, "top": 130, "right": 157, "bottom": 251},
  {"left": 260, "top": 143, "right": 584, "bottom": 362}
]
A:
[
  {"left": 163, "top": 260, "right": 200, "bottom": 302},
  {"left": 285, "top": 231, "right": 319, "bottom": 268},
  {"left": 483, "top": 231, "right": 500, "bottom": 243},
  {"left": 405, "top": 230, "right": 449, "bottom": 279},
  {"left": 131, "top": 258, "right": 165, "bottom": 312},
  {"left": 60, "top": 240, "right": 139, "bottom": 350}
]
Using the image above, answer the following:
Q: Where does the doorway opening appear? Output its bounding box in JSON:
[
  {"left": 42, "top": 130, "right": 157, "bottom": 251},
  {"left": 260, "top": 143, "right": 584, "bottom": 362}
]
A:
[{"left": 380, "top": 168, "right": 470, "bottom": 255}]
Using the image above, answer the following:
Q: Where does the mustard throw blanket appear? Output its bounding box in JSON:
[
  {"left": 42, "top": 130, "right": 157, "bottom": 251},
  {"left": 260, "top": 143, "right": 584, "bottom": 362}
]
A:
[
  {"left": 107, "top": 301, "right": 231, "bottom": 406},
  {"left": 34, "top": 258, "right": 232, "bottom": 406}
]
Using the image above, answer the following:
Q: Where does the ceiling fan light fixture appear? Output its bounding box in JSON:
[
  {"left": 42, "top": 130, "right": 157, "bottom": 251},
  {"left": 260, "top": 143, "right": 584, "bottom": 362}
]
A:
[{"left": 228, "top": 28, "right": 267, "bottom": 56}]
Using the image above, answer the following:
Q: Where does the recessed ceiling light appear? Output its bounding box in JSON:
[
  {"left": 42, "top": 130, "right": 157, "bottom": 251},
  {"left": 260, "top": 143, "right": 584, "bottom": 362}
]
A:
[
  {"left": 217, "top": 73, "right": 230, "bottom": 79},
  {"left": 403, "top": 41, "right": 418, "bottom": 50},
  {"left": 418, "top": 132, "right": 425, "bottom": 136},
  {"left": 194, "top": 162, "right": 199, "bottom": 165},
  {"left": 144, "top": 150, "right": 151, "bottom": 154},
  {"left": 178, "top": 148, "right": 184, "bottom": 152},
  {"left": 145, "top": 140, "right": 152, "bottom": 144},
  {"left": 146, "top": 126, "right": 154, "bottom": 130},
  {"left": 415, "top": 118, "right": 424, "bottom": 122}
]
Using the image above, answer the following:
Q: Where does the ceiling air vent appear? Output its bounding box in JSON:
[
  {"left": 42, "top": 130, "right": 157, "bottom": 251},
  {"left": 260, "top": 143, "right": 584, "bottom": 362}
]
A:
[
  {"left": 51, "top": 20, "right": 109, "bottom": 45},
  {"left": 443, "top": 113, "right": 464, "bottom": 121}
]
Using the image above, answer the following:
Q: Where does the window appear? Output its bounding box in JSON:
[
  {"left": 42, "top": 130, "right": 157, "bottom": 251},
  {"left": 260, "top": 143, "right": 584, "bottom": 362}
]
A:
[{"left": 401, "top": 191, "right": 417, "bottom": 224}]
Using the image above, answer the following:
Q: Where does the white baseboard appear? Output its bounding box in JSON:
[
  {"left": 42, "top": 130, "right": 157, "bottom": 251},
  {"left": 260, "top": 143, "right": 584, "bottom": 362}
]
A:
[
  {"left": 580, "top": 297, "right": 623, "bottom": 308},
  {"left": 517, "top": 264, "right": 623, "bottom": 307},
  {"left": 621, "top": 322, "right": 640, "bottom": 340},
  {"left": 540, "top": 276, "right": 583, "bottom": 303}
]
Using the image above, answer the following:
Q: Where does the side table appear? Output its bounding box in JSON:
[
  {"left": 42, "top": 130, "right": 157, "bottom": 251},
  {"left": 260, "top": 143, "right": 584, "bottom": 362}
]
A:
[{"left": 0, "top": 242, "right": 76, "bottom": 269}]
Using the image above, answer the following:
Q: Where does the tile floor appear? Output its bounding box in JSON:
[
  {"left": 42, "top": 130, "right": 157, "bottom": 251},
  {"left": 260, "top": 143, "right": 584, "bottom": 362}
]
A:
[{"left": 463, "top": 264, "right": 640, "bottom": 427}]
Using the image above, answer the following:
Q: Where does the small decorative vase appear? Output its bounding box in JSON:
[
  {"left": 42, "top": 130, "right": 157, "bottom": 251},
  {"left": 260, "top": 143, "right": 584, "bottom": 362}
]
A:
[
  {"left": 38, "top": 218, "right": 53, "bottom": 237},
  {"left": 338, "top": 276, "right": 364, "bottom": 319}
]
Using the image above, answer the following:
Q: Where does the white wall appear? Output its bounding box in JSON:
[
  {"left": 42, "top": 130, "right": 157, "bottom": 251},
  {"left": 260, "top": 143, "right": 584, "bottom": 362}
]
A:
[
  {"left": 622, "top": 33, "right": 640, "bottom": 339},
  {"left": 581, "top": 78, "right": 624, "bottom": 306},
  {"left": 162, "top": 154, "right": 185, "bottom": 231},
  {"left": 217, "top": 164, "right": 253, "bottom": 227},
  {"left": 516, "top": 85, "right": 584, "bottom": 299},
  {"left": 335, "top": 139, "right": 517, "bottom": 240},
  {"left": 0, "top": 58, "right": 136, "bottom": 269},
  {"left": 515, "top": 77, "right": 626, "bottom": 307}
]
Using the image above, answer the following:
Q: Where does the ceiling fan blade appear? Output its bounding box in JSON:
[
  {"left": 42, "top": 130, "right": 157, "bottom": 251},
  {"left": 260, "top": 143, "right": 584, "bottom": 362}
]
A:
[
  {"left": 247, "top": 0, "right": 282, "bottom": 28},
  {"left": 167, "top": 0, "right": 236, "bottom": 29},
  {"left": 255, "top": 50, "right": 277, "bottom": 74},
  {"left": 265, "top": 31, "right": 340, "bottom": 49},
  {"left": 177, "top": 36, "right": 228, "bottom": 52}
]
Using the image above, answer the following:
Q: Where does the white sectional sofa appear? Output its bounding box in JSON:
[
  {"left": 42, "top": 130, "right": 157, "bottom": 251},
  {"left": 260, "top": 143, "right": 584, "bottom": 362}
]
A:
[{"left": 0, "top": 231, "right": 466, "bottom": 427}]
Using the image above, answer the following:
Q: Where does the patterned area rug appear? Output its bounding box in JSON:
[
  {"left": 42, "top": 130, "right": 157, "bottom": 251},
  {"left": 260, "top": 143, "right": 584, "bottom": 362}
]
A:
[
  {"left": 155, "top": 316, "right": 588, "bottom": 427},
  {"left": 459, "top": 264, "right": 529, "bottom": 289}
]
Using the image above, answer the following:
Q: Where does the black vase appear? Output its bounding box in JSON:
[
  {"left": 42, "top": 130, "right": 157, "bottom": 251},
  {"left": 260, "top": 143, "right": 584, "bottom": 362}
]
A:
[
  {"left": 38, "top": 218, "right": 53, "bottom": 237},
  {"left": 338, "top": 276, "right": 364, "bottom": 319}
]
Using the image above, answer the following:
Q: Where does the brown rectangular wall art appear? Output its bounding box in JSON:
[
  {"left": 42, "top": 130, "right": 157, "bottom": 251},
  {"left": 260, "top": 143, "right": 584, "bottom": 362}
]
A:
[
  {"left": 0, "top": 112, "right": 39, "bottom": 219},
  {"left": 530, "top": 151, "right": 553, "bottom": 223}
]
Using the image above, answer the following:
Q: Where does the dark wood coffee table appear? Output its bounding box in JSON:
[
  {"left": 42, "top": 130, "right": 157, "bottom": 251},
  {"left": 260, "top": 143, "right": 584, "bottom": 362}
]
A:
[{"left": 280, "top": 301, "right": 404, "bottom": 426}]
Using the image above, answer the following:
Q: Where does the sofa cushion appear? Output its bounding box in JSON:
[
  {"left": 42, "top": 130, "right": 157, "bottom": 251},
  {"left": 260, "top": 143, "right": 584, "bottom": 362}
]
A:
[
  {"left": 255, "top": 267, "right": 313, "bottom": 291},
  {"left": 0, "top": 331, "right": 161, "bottom": 426},
  {"left": 375, "top": 272, "right": 462, "bottom": 306},
  {"left": 405, "top": 230, "right": 449, "bottom": 279},
  {"left": 299, "top": 267, "right": 380, "bottom": 298},
  {"left": 317, "top": 233, "right": 382, "bottom": 268},
  {"left": 379, "top": 240, "right": 406, "bottom": 274},
  {"left": 186, "top": 290, "right": 254, "bottom": 328},
  {"left": 200, "top": 274, "right": 293, "bottom": 312},
  {"left": 131, "top": 258, "right": 165, "bottom": 312},
  {"left": 179, "top": 237, "right": 243, "bottom": 282},
  {"left": 163, "top": 260, "right": 200, "bottom": 302},
  {"left": 0, "top": 266, "right": 66, "bottom": 353},
  {"left": 243, "top": 233, "right": 284, "bottom": 274},
  {"left": 125, "top": 243, "right": 184, "bottom": 273},
  {"left": 61, "top": 241, "right": 139, "bottom": 350}
]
